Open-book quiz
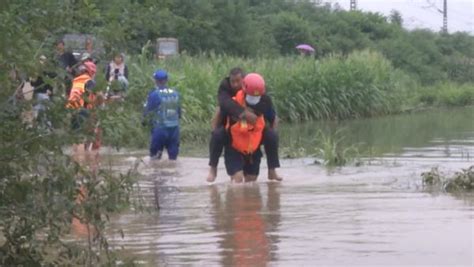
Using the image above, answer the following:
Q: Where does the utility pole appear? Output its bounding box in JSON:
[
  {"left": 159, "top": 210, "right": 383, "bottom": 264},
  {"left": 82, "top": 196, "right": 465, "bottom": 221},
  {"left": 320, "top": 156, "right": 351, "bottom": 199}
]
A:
[
  {"left": 423, "top": 0, "right": 448, "bottom": 33},
  {"left": 350, "top": 0, "right": 357, "bottom": 11},
  {"left": 442, "top": 0, "right": 448, "bottom": 33}
]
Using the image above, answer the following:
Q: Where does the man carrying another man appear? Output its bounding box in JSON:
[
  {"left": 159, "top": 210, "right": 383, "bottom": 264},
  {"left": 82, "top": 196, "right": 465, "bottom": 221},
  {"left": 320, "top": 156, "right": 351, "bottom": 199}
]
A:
[{"left": 207, "top": 68, "right": 282, "bottom": 183}]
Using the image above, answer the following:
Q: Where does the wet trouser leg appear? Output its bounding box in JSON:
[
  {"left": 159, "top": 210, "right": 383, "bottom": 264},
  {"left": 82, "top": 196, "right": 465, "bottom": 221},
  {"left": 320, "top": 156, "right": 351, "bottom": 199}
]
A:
[
  {"left": 165, "top": 126, "right": 180, "bottom": 160},
  {"left": 224, "top": 146, "right": 262, "bottom": 176},
  {"left": 208, "top": 126, "right": 227, "bottom": 167},
  {"left": 263, "top": 128, "right": 280, "bottom": 169},
  {"left": 150, "top": 127, "right": 166, "bottom": 159}
]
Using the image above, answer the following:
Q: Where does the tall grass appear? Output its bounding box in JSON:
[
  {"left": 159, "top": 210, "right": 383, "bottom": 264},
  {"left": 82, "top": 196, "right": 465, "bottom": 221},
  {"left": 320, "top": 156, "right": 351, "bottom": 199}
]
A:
[
  {"left": 315, "top": 130, "right": 359, "bottom": 167},
  {"left": 114, "top": 50, "right": 472, "bottom": 150},
  {"left": 416, "top": 83, "right": 474, "bottom": 107},
  {"left": 125, "top": 50, "right": 408, "bottom": 124}
]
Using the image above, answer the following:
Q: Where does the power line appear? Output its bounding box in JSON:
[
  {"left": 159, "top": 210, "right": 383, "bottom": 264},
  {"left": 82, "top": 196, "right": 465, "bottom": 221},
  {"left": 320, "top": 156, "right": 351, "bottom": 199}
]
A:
[{"left": 420, "top": 0, "right": 448, "bottom": 32}]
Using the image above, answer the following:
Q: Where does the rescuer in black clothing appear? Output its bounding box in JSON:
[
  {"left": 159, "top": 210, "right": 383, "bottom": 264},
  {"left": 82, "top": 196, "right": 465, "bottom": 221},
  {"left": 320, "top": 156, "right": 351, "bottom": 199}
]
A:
[{"left": 206, "top": 68, "right": 282, "bottom": 183}]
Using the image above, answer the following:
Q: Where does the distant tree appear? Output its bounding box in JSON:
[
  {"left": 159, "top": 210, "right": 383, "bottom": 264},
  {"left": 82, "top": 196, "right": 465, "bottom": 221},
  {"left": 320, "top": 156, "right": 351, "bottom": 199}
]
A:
[
  {"left": 270, "top": 12, "right": 314, "bottom": 54},
  {"left": 389, "top": 10, "right": 403, "bottom": 27},
  {"left": 1, "top": 0, "right": 473, "bottom": 85}
]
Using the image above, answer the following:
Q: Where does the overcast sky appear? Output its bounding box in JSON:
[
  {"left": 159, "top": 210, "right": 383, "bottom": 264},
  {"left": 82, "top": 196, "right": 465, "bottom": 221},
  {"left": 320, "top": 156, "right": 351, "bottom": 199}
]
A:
[{"left": 323, "top": 0, "right": 473, "bottom": 34}]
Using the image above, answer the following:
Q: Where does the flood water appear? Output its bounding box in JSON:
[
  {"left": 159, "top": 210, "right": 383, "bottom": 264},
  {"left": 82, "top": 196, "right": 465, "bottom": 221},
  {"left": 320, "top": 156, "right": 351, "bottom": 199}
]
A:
[{"left": 105, "top": 107, "right": 474, "bottom": 266}]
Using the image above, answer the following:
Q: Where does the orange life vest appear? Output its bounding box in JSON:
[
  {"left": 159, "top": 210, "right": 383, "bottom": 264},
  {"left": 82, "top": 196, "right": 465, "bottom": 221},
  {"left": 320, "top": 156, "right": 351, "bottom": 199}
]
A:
[
  {"left": 228, "top": 90, "right": 265, "bottom": 154},
  {"left": 67, "top": 74, "right": 95, "bottom": 109}
]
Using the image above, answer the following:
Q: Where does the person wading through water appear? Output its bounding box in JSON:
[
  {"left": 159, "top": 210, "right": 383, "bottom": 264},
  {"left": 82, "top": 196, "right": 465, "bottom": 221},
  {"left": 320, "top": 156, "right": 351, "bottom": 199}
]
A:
[
  {"left": 223, "top": 73, "right": 272, "bottom": 183},
  {"left": 207, "top": 68, "right": 282, "bottom": 183},
  {"left": 143, "top": 69, "right": 181, "bottom": 161}
]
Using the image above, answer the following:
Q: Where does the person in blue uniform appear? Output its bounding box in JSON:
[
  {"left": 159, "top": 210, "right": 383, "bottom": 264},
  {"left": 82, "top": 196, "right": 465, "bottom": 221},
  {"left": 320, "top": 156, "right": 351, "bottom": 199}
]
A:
[{"left": 143, "top": 69, "right": 181, "bottom": 160}]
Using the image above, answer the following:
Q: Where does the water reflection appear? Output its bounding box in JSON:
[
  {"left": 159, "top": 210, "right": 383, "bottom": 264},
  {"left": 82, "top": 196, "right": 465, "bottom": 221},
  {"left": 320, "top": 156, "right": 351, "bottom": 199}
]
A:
[{"left": 209, "top": 183, "right": 281, "bottom": 266}]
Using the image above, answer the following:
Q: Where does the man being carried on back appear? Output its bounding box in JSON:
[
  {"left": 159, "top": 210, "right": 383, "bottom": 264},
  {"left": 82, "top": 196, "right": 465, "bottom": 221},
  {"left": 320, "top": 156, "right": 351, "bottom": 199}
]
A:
[{"left": 207, "top": 68, "right": 282, "bottom": 182}]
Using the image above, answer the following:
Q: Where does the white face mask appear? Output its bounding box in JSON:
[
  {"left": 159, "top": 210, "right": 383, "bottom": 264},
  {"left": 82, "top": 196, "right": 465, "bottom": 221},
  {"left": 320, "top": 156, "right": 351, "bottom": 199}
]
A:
[{"left": 245, "top": 95, "right": 261, "bottom": 105}]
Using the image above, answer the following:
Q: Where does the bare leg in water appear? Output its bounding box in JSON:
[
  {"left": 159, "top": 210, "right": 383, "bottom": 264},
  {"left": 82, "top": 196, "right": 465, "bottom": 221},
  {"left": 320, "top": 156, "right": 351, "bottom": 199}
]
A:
[
  {"left": 207, "top": 166, "right": 218, "bottom": 183},
  {"left": 245, "top": 175, "right": 258, "bottom": 182},
  {"left": 207, "top": 108, "right": 222, "bottom": 183},
  {"left": 268, "top": 169, "right": 282, "bottom": 182},
  {"left": 231, "top": 171, "right": 245, "bottom": 183}
]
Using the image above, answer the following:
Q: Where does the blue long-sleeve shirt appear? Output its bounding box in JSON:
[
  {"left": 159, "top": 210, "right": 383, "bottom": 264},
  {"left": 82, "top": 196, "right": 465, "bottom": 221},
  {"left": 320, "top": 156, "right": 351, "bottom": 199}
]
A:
[{"left": 143, "top": 86, "right": 181, "bottom": 128}]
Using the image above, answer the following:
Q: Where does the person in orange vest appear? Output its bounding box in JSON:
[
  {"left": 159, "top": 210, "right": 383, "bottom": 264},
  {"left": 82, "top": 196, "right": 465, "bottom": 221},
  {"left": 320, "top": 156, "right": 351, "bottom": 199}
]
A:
[
  {"left": 67, "top": 61, "right": 97, "bottom": 109},
  {"left": 224, "top": 73, "right": 270, "bottom": 183},
  {"left": 67, "top": 61, "right": 103, "bottom": 151},
  {"left": 207, "top": 68, "right": 282, "bottom": 183}
]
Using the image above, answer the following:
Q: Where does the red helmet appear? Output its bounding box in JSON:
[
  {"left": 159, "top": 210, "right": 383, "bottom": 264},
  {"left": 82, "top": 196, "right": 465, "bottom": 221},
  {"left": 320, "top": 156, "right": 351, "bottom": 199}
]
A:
[
  {"left": 243, "top": 73, "right": 265, "bottom": 96},
  {"left": 83, "top": 61, "right": 97, "bottom": 77}
]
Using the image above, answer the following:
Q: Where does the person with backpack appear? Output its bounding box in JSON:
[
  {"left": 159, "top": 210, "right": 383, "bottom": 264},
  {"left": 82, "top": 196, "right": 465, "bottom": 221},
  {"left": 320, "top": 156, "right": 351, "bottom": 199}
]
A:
[{"left": 143, "top": 70, "right": 181, "bottom": 161}]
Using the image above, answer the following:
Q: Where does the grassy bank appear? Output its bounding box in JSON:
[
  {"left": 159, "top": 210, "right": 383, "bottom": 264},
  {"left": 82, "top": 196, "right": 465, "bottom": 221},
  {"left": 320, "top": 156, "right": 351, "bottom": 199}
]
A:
[{"left": 414, "top": 83, "right": 474, "bottom": 108}]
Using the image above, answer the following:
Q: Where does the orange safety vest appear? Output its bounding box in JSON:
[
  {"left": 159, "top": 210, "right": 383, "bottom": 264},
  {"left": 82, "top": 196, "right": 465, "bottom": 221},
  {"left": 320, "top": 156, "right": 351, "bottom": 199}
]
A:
[
  {"left": 67, "top": 74, "right": 95, "bottom": 109},
  {"left": 228, "top": 90, "right": 265, "bottom": 154}
]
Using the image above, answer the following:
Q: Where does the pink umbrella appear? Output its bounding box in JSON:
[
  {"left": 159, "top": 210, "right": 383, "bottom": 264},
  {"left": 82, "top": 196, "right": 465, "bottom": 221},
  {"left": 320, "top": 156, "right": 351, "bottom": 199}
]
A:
[{"left": 296, "top": 44, "right": 315, "bottom": 52}]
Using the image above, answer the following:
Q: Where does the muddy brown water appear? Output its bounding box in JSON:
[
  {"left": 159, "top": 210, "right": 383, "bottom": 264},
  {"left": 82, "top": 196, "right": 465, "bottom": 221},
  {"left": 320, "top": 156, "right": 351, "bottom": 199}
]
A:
[{"left": 104, "top": 107, "right": 474, "bottom": 266}]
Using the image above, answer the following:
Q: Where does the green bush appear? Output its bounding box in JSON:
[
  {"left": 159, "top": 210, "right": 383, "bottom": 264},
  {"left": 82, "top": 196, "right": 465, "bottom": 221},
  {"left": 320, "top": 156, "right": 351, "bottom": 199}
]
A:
[
  {"left": 0, "top": 99, "right": 139, "bottom": 265},
  {"left": 416, "top": 83, "right": 474, "bottom": 107}
]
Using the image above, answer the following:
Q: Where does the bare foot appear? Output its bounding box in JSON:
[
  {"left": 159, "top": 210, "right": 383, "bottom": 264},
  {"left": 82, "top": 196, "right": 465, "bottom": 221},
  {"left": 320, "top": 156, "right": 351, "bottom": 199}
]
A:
[
  {"left": 245, "top": 175, "right": 258, "bottom": 182},
  {"left": 206, "top": 166, "right": 217, "bottom": 183},
  {"left": 268, "top": 169, "right": 283, "bottom": 182},
  {"left": 231, "top": 171, "right": 244, "bottom": 183}
]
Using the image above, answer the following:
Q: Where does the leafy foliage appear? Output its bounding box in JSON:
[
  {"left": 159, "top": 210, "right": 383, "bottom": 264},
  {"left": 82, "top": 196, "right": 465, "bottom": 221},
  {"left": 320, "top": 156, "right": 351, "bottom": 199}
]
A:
[
  {"left": 415, "top": 83, "right": 474, "bottom": 107},
  {"left": 0, "top": 97, "right": 139, "bottom": 265},
  {"left": 3, "top": 0, "right": 473, "bottom": 85}
]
